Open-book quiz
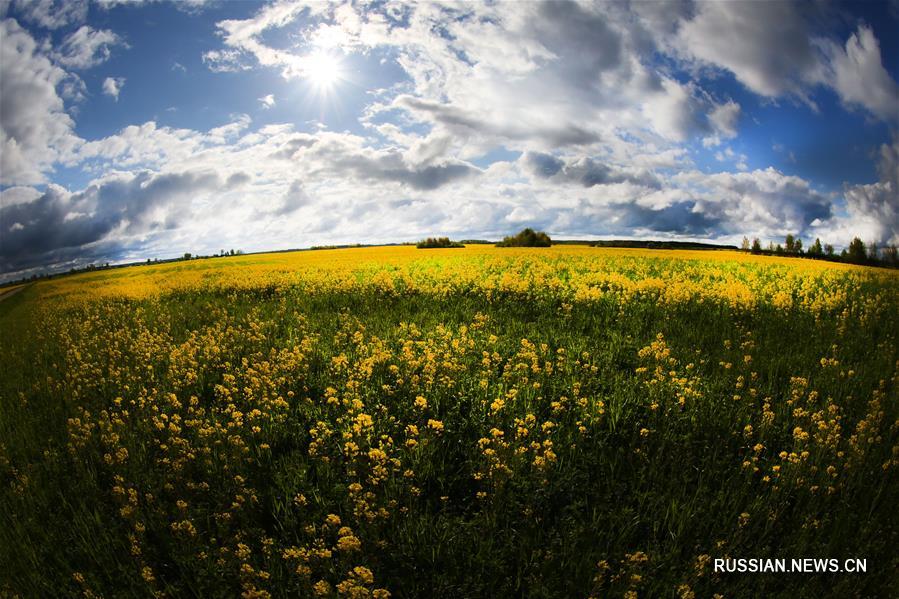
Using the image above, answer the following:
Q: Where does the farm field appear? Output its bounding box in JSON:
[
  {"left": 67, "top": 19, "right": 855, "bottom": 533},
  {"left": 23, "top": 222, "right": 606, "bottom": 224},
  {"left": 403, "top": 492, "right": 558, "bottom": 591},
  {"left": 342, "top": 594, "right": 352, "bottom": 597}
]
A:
[{"left": 1, "top": 245, "right": 897, "bottom": 597}]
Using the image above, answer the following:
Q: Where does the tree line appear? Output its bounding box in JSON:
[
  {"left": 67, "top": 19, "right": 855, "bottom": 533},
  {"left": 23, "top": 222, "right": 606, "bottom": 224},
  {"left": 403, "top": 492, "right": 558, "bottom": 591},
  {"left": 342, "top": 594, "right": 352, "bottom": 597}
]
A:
[{"left": 741, "top": 235, "right": 898, "bottom": 267}]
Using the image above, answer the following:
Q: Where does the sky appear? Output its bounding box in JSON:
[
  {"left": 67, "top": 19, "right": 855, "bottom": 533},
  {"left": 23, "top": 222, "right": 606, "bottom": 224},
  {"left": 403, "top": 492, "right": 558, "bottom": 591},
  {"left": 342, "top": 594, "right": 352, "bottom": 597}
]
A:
[{"left": 1, "top": 0, "right": 898, "bottom": 280}]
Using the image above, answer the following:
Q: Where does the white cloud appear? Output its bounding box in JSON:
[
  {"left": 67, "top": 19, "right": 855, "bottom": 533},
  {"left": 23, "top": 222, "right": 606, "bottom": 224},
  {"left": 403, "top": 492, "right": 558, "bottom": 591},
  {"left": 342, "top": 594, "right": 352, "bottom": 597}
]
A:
[
  {"left": 713, "top": 147, "right": 749, "bottom": 171},
  {"left": 54, "top": 25, "right": 125, "bottom": 69},
  {"left": 258, "top": 94, "right": 275, "bottom": 109},
  {"left": 834, "top": 137, "right": 899, "bottom": 245},
  {"left": 673, "top": 4, "right": 898, "bottom": 124},
  {"left": 3, "top": 1, "right": 897, "bottom": 277},
  {"left": 0, "top": 169, "right": 230, "bottom": 272},
  {"left": 823, "top": 25, "right": 899, "bottom": 123},
  {"left": 674, "top": 2, "right": 821, "bottom": 99},
  {"left": 6, "top": 0, "right": 88, "bottom": 29},
  {"left": 0, "top": 185, "right": 43, "bottom": 208},
  {"left": 641, "top": 78, "right": 710, "bottom": 142},
  {"left": 95, "top": 0, "right": 213, "bottom": 13},
  {"left": 202, "top": 49, "right": 251, "bottom": 73},
  {"left": 0, "top": 18, "right": 82, "bottom": 185},
  {"left": 708, "top": 100, "right": 741, "bottom": 140},
  {"left": 102, "top": 76, "right": 125, "bottom": 100},
  {"left": 206, "top": 1, "right": 721, "bottom": 152}
]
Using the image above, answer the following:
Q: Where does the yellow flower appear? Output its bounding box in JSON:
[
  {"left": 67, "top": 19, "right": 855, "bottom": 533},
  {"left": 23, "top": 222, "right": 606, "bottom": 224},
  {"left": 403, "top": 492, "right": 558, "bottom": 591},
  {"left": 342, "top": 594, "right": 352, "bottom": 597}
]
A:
[
  {"left": 352, "top": 566, "right": 374, "bottom": 584},
  {"left": 337, "top": 535, "right": 362, "bottom": 552},
  {"left": 313, "top": 580, "right": 332, "bottom": 596}
]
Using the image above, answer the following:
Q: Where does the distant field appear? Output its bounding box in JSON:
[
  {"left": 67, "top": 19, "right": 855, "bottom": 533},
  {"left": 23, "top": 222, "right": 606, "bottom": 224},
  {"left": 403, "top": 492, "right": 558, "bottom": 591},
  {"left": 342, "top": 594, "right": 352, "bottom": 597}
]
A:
[{"left": 1, "top": 245, "right": 897, "bottom": 597}]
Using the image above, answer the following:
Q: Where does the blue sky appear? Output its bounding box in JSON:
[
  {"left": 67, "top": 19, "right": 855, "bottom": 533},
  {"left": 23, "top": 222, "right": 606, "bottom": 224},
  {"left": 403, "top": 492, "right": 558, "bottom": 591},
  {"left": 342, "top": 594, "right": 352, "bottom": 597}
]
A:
[{"left": 1, "top": 0, "right": 898, "bottom": 279}]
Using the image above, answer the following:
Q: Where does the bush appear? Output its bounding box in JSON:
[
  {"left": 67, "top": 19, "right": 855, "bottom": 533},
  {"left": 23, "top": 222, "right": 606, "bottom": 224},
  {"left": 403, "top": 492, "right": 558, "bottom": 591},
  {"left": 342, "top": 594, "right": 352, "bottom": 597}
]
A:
[
  {"left": 416, "top": 237, "right": 464, "bottom": 249},
  {"left": 496, "top": 228, "right": 552, "bottom": 247}
]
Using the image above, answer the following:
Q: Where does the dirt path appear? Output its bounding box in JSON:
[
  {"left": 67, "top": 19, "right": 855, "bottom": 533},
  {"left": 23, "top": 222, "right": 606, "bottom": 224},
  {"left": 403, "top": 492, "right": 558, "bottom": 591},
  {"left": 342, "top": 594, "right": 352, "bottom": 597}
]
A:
[{"left": 0, "top": 284, "right": 29, "bottom": 302}]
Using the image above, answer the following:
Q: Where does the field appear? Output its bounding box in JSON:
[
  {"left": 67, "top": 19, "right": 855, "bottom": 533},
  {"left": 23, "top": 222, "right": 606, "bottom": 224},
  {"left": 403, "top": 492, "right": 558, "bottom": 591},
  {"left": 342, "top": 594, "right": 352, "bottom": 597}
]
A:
[{"left": 1, "top": 245, "right": 897, "bottom": 598}]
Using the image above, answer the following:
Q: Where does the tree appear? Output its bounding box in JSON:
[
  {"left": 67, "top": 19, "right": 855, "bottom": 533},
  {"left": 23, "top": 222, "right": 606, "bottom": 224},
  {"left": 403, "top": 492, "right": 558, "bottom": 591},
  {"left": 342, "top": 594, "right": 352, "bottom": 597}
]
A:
[
  {"left": 183, "top": 252, "right": 192, "bottom": 260},
  {"left": 883, "top": 245, "right": 898, "bottom": 266},
  {"left": 808, "top": 238, "right": 823, "bottom": 257},
  {"left": 846, "top": 237, "right": 867, "bottom": 264},
  {"left": 775, "top": 243, "right": 784, "bottom": 255},
  {"left": 496, "top": 228, "right": 552, "bottom": 247},
  {"left": 751, "top": 238, "right": 762, "bottom": 254},
  {"left": 868, "top": 242, "right": 879, "bottom": 262},
  {"left": 794, "top": 238, "right": 802, "bottom": 254},
  {"left": 741, "top": 236, "right": 750, "bottom": 251},
  {"left": 785, "top": 234, "right": 795, "bottom": 253},
  {"left": 825, "top": 243, "right": 834, "bottom": 257},
  {"left": 417, "top": 237, "right": 463, "bottom": 249}
]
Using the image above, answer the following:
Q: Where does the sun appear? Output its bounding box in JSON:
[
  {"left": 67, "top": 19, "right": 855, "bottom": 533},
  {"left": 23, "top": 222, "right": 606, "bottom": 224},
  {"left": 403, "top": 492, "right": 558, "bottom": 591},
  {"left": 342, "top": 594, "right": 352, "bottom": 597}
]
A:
[{"left": 303, "top": 50, "right": 343, "bottom": 91}]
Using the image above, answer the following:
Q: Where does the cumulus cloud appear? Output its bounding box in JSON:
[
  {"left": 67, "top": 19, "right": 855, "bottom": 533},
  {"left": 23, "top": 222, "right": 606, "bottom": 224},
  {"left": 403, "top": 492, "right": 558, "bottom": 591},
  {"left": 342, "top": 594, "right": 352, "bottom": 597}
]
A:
[
  {"left": 54, "top": 25, "right": 125, "bottom": 69},
  {"left": 823, "top": 25, "right": 899, "bottom": 123},
  {"left": 706, "top": 100, "right": 741, "bottom": 144},
  {"left": 0, "top": 18, "right": 82, "bottom": 185},
  {"left": 271, "top": 180, "right": 310, "bottom": 216},
  {"left": 0, "top": 170, "right": 225, "bottom": 272},
  {"left": 837, "top": 137, "right": 899, "bottom": 245},
  {"left": 673, "top": 168, "right": 833, "bottom": 238},
  {"left": 207, "top": 1, "right": 716, "bottom": 152},
  {"left": 393, "top": 95, "right": 602, "bottom": 149},
  {"left": 102, "top": 76, "right": 125, "bottom": 100},
  {"left": 522, "top": 151, "right": 660, "bottom": 188},
  {"left": 2, "top": 1, "right": 897, "bottom": 279},
  {"left": 673, "top": 4, "right": 899, "bottom": 124},
  {"left": 0, "top": 186, "right": 42, "bottom": 208},
  {"left": 674, "top": 1, "right": 822, "bottom": 100},
  {"left": 327, "top": 150, "right": 479, "bottom": 191}
]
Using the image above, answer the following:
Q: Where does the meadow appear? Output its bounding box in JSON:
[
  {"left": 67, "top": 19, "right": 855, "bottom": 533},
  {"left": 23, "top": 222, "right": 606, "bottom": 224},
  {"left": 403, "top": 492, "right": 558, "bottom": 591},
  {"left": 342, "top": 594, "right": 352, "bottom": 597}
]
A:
[{"left": 1, "top": 245, "right": 897, "bottom": 598}]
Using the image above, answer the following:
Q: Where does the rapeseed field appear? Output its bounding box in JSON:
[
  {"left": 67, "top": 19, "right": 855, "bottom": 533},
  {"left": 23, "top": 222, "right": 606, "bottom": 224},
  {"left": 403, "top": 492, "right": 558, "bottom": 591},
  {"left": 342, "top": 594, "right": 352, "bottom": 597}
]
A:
[{"left": 1, "top": 246, "right": 896, "bottom": 597}]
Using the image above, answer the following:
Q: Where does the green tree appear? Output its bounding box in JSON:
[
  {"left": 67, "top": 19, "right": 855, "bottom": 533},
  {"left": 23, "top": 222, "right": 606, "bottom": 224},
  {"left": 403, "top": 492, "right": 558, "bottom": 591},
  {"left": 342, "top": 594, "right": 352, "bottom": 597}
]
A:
[
  {"left": 846, "top": 237, "right": 867, "bottom": 264},
  {"left": 825, "top": 243, "right": 835, "bottom": 257},
  {"left": 496, "top": 228, "right": 552, "bottom": 247},
  {"left": 417, "top": 237, "right": 463, "bottom": 249},
  {"left": 751, "top": 238, "right": 762, "bottom": 254},
  {"left": 883, "top": 245, "right": 898, "bottom": 266},
  {"left": 808, "top": 238, "right": 823, "bottom": 257},
  {"left": 868, "top": 242, "right": 879, "bottom": 262},
  {"left": 785, "top": 234, "right": 795, "bottom": 253}
]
